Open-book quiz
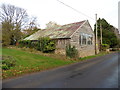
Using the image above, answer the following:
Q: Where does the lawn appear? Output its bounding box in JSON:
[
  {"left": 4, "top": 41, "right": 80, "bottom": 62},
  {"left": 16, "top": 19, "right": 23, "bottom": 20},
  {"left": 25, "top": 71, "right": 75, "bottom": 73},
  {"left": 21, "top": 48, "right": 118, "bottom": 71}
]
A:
[
  {"left": 2, "top": 47, "right": 109, "bottom": 79},
  {"left": 2, "top": 47, "right": 76, "bottom": 79}
]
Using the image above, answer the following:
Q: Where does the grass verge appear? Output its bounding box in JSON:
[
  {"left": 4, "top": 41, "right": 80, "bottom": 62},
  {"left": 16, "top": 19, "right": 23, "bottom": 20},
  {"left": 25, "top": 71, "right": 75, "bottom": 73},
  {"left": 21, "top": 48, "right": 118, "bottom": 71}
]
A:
[
  {"left": 2, "top": 47, "right": 76, "bottom": 79},
  {"left": 2, "top": 47, "right": 109, "bottom": 79},
  {"left": 80, "top": 51, "right": 109, "bottom": 61}
]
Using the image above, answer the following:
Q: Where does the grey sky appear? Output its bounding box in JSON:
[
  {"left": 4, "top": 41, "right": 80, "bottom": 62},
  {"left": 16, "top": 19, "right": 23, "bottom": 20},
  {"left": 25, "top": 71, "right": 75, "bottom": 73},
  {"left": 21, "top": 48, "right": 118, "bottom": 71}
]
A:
[{"left": 0, "top": 0, "right": 119, "bottom": 32}]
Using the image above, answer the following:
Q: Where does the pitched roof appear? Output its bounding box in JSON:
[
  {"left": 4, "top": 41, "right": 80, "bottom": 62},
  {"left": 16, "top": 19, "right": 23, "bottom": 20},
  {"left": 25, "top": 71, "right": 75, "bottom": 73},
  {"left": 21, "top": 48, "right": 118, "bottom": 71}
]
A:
[{"left": 24, "top": 20, "right": 86, "bottom": 40}]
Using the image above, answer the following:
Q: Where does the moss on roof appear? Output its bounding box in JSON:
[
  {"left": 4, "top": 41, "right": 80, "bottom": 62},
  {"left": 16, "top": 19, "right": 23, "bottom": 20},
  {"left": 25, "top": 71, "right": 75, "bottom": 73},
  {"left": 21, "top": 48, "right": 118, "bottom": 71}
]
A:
[{"left": 24, "top": 20, "right": 86, "bottom": 40}]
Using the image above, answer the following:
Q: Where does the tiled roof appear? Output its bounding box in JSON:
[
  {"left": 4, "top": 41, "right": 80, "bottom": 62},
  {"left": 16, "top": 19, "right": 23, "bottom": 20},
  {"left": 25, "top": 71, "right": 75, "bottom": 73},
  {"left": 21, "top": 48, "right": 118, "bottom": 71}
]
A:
[{"left": 24, "top": 20, "right": 86, "bottom": 40}]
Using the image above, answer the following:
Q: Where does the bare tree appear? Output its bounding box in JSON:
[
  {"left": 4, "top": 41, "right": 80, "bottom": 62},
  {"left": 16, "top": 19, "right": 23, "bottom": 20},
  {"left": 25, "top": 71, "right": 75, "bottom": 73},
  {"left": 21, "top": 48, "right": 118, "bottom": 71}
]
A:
[
  {"left": 23, "top": 16, "right": 40, "bottom": 37},
  {"left": 28, "top": 17, "right": 38, "bottom": 30},
  {"left": 0, "top": 4, "right": 28, "bottom": 45},
  {"left": 0, "top": 4, "right": 28, "bottom": 27}
]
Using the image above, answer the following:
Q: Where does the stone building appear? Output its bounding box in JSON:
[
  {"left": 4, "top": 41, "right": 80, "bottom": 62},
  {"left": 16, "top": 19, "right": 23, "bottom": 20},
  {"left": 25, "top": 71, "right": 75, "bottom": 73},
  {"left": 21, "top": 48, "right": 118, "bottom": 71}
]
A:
[{"left": 24, "top": 20, "right": 97, "bottom": 57}]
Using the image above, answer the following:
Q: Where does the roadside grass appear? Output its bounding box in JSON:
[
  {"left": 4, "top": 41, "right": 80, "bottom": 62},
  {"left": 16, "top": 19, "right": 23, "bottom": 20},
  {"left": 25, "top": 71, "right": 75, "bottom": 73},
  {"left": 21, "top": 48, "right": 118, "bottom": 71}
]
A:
[
  {"left": 2, "top": 47, "right": 109, "bottom": 79},
  {"left": 80, "top": 51, "right": 108, "bottom": 61},
  {"left": 2, "top": 47, "right": 76, "bottom": 79}
]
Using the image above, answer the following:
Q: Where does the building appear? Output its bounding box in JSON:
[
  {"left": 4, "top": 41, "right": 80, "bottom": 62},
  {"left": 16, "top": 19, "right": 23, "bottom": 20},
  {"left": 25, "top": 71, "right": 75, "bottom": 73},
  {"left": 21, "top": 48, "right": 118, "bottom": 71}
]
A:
[{"left": 24, "top": 20, "right": 97, "bottom": 57}]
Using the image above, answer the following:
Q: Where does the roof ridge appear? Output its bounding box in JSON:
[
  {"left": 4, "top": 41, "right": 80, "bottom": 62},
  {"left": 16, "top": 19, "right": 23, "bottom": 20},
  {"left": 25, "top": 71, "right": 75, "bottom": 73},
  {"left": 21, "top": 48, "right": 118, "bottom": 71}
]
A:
[
  {"left": 62, "top": 20, "right": 86, "bottom": 26},
  {"left": 41, "top": 20, "right": 86, "bottom": 30}
]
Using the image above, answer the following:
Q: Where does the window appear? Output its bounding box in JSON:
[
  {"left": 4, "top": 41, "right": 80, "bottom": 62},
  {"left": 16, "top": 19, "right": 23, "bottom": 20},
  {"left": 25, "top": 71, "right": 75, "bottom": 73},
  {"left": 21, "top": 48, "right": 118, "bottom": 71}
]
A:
[
  {"left": 79, "top": 33, "right": 93, "bottom": 45},
  {"left": 88, "top": 36, "right": 93, "bottom": 45},
  {"left": 79, "top": 35, "right": 82, "bottom": 45},
  {"left": 82, "top": 35, "right": 87, "bottom": 45}
]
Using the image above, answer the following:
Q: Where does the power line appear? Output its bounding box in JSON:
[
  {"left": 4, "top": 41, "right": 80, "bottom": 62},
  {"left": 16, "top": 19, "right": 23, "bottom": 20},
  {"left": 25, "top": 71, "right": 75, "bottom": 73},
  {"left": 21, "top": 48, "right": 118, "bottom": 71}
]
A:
[{"left": 57, "top": 0, "right": 94, "bottom": 21}]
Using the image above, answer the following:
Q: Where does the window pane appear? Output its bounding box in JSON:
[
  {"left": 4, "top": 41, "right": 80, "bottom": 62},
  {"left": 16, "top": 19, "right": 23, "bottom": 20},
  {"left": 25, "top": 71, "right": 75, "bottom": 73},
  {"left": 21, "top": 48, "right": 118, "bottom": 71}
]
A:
[
  {"left": 79, "top": 35, "right": 81, "bottom": 45},
  {"left": 80, "top": 33, "right": 93, "bottom": 45}
]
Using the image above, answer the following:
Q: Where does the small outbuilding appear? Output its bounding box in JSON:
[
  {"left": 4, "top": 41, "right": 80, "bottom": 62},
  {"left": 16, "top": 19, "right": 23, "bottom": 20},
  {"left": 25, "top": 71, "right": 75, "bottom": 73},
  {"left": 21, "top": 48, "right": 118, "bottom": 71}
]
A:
[{"left": 24, "top": 20, "right": 97, "bottom": 57}]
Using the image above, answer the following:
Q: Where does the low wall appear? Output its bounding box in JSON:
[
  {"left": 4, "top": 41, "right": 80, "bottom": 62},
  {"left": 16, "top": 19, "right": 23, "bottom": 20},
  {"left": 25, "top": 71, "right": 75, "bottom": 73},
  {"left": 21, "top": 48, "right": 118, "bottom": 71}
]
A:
[
  {"left": 55, "top": 49, "right": 66, "bottom": 55},
  {"left": 55, "top": 47, "right": 95, "bottom": 58}
]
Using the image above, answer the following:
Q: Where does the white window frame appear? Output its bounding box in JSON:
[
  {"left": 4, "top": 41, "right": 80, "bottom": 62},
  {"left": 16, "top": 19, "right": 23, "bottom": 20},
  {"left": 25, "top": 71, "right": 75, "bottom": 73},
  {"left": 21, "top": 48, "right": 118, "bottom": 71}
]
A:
[{"left": 79, "top": 33, "right": 93, "bottom": 46}]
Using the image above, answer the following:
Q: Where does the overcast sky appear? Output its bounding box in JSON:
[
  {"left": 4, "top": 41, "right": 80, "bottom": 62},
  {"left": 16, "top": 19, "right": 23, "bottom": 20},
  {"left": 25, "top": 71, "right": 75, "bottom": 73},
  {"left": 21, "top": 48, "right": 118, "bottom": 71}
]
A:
[{"left": 0, "top": 0, "right": 119, "bottom": 32}]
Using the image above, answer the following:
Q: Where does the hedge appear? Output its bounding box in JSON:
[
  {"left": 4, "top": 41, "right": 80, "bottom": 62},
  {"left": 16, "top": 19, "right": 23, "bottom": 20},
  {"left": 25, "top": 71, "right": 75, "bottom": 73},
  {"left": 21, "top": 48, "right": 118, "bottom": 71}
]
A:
[{"left": 18, "top": 37, "right": 55, "bottom": 53}]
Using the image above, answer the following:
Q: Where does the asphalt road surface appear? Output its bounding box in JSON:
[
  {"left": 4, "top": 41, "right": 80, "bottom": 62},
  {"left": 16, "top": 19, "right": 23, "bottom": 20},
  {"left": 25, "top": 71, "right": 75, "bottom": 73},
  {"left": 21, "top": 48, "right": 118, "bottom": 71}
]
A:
[{"left": 3, "top": 52, "right": 119, "bottom": 88}]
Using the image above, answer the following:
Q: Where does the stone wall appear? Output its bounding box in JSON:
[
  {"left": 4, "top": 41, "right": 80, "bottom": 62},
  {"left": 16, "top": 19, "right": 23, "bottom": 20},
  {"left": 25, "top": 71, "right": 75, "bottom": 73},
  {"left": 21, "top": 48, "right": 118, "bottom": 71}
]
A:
[
  {"left": 55, "top": 49, "right": 66, "bottom": 55},
  {"left": 70, "top": 21, "right": 96, "bottom": 57},
  {"left": 55, "top": 39, "right": 70, "bottom": 55},
  {"left": 55, "top": 39, "right": 70, "bottom": 49}
]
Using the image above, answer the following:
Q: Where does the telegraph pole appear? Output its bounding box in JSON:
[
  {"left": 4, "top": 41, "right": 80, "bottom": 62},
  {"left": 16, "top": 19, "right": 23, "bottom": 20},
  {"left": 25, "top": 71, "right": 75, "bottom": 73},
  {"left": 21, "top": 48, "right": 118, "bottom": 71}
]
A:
[
  {"left": 100, "top": 23, "right": 102, "bottom": 45},
  {"left": 100, "top": 23, "right": 103, "bottom": 51},
  {"left": 95, "top": 14, "right": 98, "bottom": 54}
]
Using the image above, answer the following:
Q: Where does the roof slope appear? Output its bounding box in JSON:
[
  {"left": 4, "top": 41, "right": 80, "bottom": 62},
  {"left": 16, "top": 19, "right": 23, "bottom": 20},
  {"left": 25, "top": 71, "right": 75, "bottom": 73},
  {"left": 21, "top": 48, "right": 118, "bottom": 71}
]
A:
[{"left": 24, "top": 20, "right": 86, "bottom": 40}]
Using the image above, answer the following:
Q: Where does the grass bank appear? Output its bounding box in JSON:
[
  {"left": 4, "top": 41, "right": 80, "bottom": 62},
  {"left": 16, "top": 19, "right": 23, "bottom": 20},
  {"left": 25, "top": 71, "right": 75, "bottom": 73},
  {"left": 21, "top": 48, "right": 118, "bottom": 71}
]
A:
[
  {"left": 2, "top": 47, "right": 76, "bottom": 79},
  {"left": 2, "top": 47, "right": 109, "bottom": 79}
]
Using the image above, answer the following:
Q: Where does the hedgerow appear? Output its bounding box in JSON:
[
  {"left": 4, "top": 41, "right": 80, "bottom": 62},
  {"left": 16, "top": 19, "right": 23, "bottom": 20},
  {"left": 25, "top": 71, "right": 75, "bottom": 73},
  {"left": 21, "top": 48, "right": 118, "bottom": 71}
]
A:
[{"left": 18, "top": 37, "right": 55, "bottom": 53}]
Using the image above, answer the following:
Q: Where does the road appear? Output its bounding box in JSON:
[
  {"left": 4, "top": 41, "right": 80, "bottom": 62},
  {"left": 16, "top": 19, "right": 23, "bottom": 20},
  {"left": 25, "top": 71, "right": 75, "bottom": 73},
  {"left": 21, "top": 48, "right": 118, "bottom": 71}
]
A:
[{"left": 3, "top": 52, "right": 119, "bottom": 88}]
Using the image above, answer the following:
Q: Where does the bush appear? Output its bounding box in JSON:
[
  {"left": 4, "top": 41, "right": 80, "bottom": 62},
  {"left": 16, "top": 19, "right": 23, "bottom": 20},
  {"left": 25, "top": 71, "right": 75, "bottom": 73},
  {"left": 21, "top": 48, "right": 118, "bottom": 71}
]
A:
[
  {"left": 2, "top": 64, "right": 9, "bottom": 70},
  {"left": 101, "top": 44, "right": 109, "bottom": 51},
  {"left": 66, "top": 44, "right": 78, "bottom": 58},
  {"left": 37, "top": 37, "right": 55, "bottom": 53},
  {"left": 18, "top": 40, "right": 25, "bottom": 48},
  {"left": 2, "top": 55, "right": 16, "bottom": 70},
  {"left": 18, "top": 37, "right": 56, "bottom": 53},
  {"left": 18, "top": 40, "right": 34, "bottom": 48}
]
